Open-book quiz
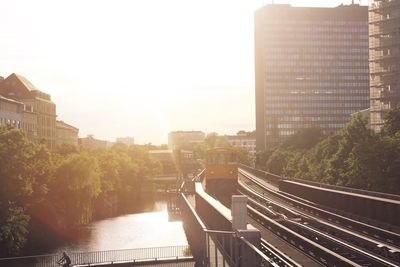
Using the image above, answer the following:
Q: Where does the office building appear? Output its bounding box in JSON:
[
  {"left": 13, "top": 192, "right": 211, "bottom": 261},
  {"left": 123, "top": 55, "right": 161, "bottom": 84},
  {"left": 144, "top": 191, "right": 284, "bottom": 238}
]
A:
[
  {"left": 369, "top": 0, "right": 400, "bottom": 132},
  {"left": 255, "top": 4, "right": 369, "bottom": 150}
]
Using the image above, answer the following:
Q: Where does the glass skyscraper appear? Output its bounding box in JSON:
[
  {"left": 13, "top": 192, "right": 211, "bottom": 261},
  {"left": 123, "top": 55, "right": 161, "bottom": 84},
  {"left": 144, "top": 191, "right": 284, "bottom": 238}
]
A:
[{"left": 255, "top": 4, "right": 369, "bottom": 150}]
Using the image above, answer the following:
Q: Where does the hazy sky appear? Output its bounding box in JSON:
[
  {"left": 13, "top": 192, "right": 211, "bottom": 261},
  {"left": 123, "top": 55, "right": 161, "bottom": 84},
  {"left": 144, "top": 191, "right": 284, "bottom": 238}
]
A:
[{"left": 1, "top": 0, "right": 363, "bottom": 144}]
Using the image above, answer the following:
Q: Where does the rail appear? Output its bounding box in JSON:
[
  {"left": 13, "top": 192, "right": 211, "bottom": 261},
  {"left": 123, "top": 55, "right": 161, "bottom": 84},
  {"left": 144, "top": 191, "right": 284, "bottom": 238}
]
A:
[
  {"left": 239, "top": 172, "right": 400, "bottom": 265},
  {"left": 239, "top": 170, "right": 400, "bottom": 245},
  {"left": 239, "top": 164, "right": 400, "bottom": 201},
  {"left": 180, "top": 176, "right": 300, "bottom": 266},
  {"left": 0, "top": 246, "right": 192, "bottom": 267}
]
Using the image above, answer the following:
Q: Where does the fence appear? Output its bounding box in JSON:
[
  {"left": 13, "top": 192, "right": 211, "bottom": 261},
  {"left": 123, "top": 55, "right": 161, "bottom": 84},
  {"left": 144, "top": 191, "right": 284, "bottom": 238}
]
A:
[{"left": 0, "top": 246, "right": 192, "bottom": 267}]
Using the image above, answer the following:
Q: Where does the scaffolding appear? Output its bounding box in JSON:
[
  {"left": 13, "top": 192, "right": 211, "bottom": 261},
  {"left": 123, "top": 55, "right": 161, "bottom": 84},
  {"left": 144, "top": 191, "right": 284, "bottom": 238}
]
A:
[{"left": 369, "top": 0, "right": 400, "bottom": 131}]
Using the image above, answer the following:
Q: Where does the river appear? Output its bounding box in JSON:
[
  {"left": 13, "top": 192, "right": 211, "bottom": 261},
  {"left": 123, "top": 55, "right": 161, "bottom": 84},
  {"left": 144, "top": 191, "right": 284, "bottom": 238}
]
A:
[{"left": 49, "top": 197, "right": 188, "bottom": 254}]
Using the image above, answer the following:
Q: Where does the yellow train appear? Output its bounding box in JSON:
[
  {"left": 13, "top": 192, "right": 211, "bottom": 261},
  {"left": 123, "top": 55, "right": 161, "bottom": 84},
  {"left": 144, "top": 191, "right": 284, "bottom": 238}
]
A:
[{"left": 204, "top": 147, "right": 238, "bottom": 196}]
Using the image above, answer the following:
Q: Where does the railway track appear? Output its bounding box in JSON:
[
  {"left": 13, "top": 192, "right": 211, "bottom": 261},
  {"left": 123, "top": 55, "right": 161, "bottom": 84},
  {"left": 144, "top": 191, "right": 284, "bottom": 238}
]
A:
[
  {"left": 239, "top": 168, "right": 400, "bottom": 251},
  {"left": 239, "top": 170, "right": 400, "bottom": 266},
  {"left": 260, "top": 238, "right": 302, "bottom": 267}
]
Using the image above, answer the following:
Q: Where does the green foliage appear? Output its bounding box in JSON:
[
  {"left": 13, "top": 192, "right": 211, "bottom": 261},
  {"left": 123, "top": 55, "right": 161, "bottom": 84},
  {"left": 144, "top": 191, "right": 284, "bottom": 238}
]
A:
[
  {"left": 283, "top": 127, "right": 324, "bottom": 150},
  {"left": 0, "top": 126, "right": 161, "bottom": 255},
  {"left": 257, "top": 110, "right": 400, "bottom": 195},
  {"left": 236, "top": 147, "right": 255, "bottom": 166},
  {"left": 0, "top": 205, "right": 30, "bottom": 256},
  {"left": 55, "top": 143, "right": 79, "bottom": 156},
  {"left": 266, "top": 148, "right": 291, "bottom": 175},
  {"left": 204, "top": 133, "right": 231, "bottom": 148},
  {"left": 51, "top": 153, "right": 101, "bottom": 225},
  {"left": 0, "top": 126, "right": 37, "bottom": 202},
  {"left": 383, "top": 104, "right": 400, "bottom": 136}
]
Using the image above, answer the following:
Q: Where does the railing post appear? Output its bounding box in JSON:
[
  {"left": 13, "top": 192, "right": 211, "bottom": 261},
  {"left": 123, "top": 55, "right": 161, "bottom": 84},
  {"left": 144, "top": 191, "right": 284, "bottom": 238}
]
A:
[
  {"left": 231, "top": 195, "right": 247, "bottom": 231},
  {"left": 237, "top": 228, "right": 261, "bottom": 267}
]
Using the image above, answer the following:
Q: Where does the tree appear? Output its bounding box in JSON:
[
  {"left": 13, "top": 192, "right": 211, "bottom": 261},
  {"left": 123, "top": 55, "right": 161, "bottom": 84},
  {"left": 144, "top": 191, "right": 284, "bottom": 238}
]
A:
[
  {"left": 266, "top": 148, "right": 292, "bottom": 175},
  {"left": 283, "top": 127, "right": 324, "bottom": 150},
  {"left": 0, "top": 205, "right": 30, "bottom": 256},
  {"left": 236, "top": 148, "right": 255, "bottom": 166},
  {"left": 383, "top": 104, "right": 400, "bottom": 136},
  {"left": 305, "top": 135, "right": 340, "bottom": 182},
  {"left": 55, "top": 143, "right": 78, "bottom": 156},
  {"left": 0, "top": 126, "right": 51, "bottom": 255},
  {"left": 204, "top": 133, "right": 231, "bottom": 148},
  {"left": 51, "top": 153, "right": 101, "bottom": 225},
  {"left": 0, "top": 126, "right": 37, "bottom": 204},
  {"left": 374, "top": 133, "right": 400, "bottom": 194},
  {"left": 326, "top": 115, "right": 378, "bottom": 188}
]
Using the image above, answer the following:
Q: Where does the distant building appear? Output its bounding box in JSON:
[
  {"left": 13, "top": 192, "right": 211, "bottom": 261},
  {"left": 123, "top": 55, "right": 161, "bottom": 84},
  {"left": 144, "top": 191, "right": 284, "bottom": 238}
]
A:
[
  {"left": 79, "top": 135, "right": 107, "bottom": 149},
  {"left": 0, "top": 73, "right": 57, "bottom": 149},
  {"left": 168, "top": 131, "right": 206, "bottom": 149},
  {"left": 369, "top": 0, "right": 400, "bottom": 132},
  {"left": 226, "top": 131, "right": 256, "bottom": 154},
  {"left": 116, "top": 136, "right": 135, "bottom": 146},
  {"left": 56, "top": 120, "right": 79, "bottom": 147},
  {"left": 255, "top": 4, "right": 369, "bottom": 150}
]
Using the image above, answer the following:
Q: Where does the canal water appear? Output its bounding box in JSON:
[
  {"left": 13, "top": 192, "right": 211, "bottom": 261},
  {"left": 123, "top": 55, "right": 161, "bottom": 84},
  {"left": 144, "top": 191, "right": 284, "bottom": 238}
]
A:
[{"left": 49, "top": 197, "right": 188, "bottom": 254}]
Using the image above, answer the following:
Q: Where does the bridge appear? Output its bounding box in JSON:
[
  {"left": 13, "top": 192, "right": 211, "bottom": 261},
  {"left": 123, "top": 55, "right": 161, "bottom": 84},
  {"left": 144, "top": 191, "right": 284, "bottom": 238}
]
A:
[
  {"left": 177, "top": 165, "right": 400, "bottom": 266},
  {"left": 2, "top": 165, "right": 400, "bottom": 266}
]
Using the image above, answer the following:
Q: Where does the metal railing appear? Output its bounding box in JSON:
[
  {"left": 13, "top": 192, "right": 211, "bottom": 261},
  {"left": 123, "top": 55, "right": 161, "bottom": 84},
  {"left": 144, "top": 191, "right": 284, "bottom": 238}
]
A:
[{"left": 0, "top": 246, "right": 192, "bottom": 267}]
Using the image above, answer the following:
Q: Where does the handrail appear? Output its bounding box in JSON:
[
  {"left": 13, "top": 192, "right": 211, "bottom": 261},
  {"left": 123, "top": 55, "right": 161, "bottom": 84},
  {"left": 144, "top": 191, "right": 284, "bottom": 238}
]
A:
[
  {"left": 0, "top": 246, "right": 192, "bottom": 267},
  {"left": 180, "top": 192, "right": 207, "bottom": 230},
  {"left": 240, "top": 237, "right": 280, "bottom": 267}
]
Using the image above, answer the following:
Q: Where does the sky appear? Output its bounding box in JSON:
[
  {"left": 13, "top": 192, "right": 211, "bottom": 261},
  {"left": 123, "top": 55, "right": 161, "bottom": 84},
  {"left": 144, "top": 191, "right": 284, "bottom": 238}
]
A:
[{"left": 0, "top": 0, "right": 364, "bottom": 144}]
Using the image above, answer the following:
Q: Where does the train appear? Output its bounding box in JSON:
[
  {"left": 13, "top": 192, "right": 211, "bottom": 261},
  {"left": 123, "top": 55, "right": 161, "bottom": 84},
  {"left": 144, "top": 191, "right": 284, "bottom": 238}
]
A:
[{"left": 204, "top": 147, "right": 238, "bottom": 198}]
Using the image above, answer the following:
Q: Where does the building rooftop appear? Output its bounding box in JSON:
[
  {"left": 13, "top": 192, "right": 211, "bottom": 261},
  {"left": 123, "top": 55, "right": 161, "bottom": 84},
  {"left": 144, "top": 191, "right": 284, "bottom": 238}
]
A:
[
  {"left": 169, "top": 130, "right": 205, "bottom": 134},
  {"left": 56, "top": 120, "right": 79, "bottom": 131},
  {"left": 257, "top": 3, "right": 367, "bottom": 21},
  {"left": 12, "top": 73, "right": 39, "bottom": 92},
  {"left": 0, "top": 73, "right": 52, "bottom": 101}
]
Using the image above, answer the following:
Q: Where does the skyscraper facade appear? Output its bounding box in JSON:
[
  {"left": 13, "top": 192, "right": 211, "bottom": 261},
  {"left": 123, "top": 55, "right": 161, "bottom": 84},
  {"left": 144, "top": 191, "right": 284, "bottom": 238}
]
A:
[
  {"left": 255, "top": 4, "right": 369, "bottom": 150},
  {"left": 369, "top": 0, "right": 400, "bottom": 132}
]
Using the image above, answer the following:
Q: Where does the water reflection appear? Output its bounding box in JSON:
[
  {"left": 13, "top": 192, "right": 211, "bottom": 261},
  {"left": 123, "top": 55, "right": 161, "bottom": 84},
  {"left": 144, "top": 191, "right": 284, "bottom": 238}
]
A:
[{"left": 52, "top": 200, "right": 188, "bottom": 253}]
